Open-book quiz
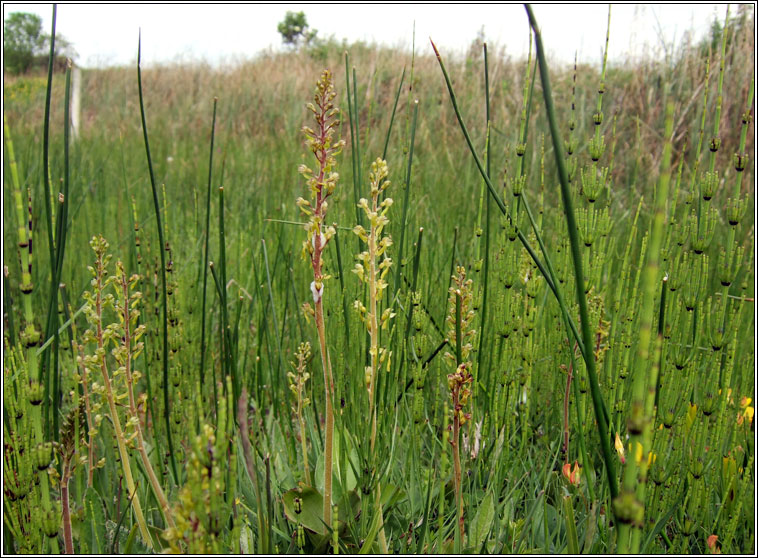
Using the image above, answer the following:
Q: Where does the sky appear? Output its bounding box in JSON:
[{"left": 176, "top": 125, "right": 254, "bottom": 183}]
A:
[{"left": 2, "top": 3, "right": 740, "bottom": 69}]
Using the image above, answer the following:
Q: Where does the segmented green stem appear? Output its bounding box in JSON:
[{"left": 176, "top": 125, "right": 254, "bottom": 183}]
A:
[
  {"left": 525, "top": 4, "right": 617, "bottom": 503},
  {"left": 616, "top": 102, "right": 674, "bottom": 553}
]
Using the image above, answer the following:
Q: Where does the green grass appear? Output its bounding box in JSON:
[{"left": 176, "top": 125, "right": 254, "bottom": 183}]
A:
[{"left": 3, "top": 5, "right": 755, "bottom": 554}]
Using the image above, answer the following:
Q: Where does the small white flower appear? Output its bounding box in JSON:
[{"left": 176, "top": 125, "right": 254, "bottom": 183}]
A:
[
  {"left": 311, "top": 231, "right": 327, "bottom": 251},
  {"left": 467, "top": 419, "right": 483, "bottom": 459},
  {"left": 311, "top": 281, "right": 323, "bottom": 304}
]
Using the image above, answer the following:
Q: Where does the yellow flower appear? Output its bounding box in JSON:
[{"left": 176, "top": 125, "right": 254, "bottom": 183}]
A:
[
  {"left": 647, "top": 451, "right": 657, "bottom": 468},
  {"left": 614, "top": 433, "right": 626, "bottom": 464},
  {"left": 737, "top": 403, "right": 754, "bottom": 427},
  {"left": 632, "top": 442, "right": 644, "bottom": 465}
]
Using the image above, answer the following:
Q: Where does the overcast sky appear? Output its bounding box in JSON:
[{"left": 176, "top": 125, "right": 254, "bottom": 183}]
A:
[{"left": 2, "top": 3, "right": 739, "bottom": 68}]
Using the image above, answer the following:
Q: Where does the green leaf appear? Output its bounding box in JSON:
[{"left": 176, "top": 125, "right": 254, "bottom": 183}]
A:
[
  {"left": 82, "top": 487, "right": 106, "bottom": 554},
  {"left": 380, "top": 483, "right": 404, "bottom": 509},
  {"left": 358, "top": 506, "right": 384, "bottom": 555},
  {"left": 356, "top": 484, "right": 405, "bottom": 554},
  {"left": 124, "top": 524, "right": 139, "bottom": 555},
  {"left": 315, "top": 430, "right": 358, "bottom": 499},
  {"left": 106, "top": 519, "right": 149, "bottom": 554},
  {"left": 282, "top": 485, "right": 327, "bottom": 535},
  {"left": 469, "top": 489, "right": 495, "bottom": 550},
  {"left": 147, "top": 525, "right": 166, "bottom": 552},
  {"left": 562, "top": 495, "right": 579, "bottom": 555},
  {"left": 640, "top": 491, "right": 684, "bottom": 553},
  {"left": 488, "top": 427, "right": 506, "bottom": 477}
]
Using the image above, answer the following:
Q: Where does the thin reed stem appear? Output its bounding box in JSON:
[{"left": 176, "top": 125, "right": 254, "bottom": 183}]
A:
[
  {"left": 525, "top": 4, "right": 617, "bottom": 502},
  {"left": 137, "top": 32, "right": 178, "bottom": 482}
]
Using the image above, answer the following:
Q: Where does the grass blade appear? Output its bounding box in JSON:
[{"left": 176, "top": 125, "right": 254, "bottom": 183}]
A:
[
  {"left": 137, "top": 31, "right": 178, "bottom": 483},
  {"left": 525, "top": 3, "right": 617, "bottom": 501}
]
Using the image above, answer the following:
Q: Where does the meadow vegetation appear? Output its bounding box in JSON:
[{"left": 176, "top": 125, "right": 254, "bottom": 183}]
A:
[{"left": 3, "top": 5, "right": 755, "bottom": 554}]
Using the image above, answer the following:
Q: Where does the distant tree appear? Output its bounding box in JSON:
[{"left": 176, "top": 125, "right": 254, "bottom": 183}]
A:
[
  {"left": 4, "top": 12, "right": 46, "bottom": 74},
  {"left": 3, "top": 11, "right": 74, "bottom": 74},
  {"left": 277, "top": 11, "right": 317, "bottom": 48}
]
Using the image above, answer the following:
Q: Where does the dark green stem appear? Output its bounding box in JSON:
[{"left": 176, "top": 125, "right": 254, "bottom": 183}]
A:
[
  {"left": 137, "top": 32, "right": 178, "bottom": 483},
  {"left": 199, "top": 98, "right": 217, "bottom": 389},
  {"left": 40, "top": 4, "right": 57, "bottom": 440},
  {"left": 525, "top": 4, "right": 617, "bottom": 501}
]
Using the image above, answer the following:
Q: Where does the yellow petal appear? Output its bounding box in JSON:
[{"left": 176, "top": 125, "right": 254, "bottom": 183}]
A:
[
  {"left": 614, "top": 433, "right": 625, "bottom": 457},
  {"left": 686, "top": 403, "right": 698, "bottom": 429},
  {"left": 634, "top": 442, "right": 644, "bottom": 465}
]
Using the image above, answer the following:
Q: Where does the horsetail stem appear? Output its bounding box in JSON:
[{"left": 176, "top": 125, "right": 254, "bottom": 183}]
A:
[
  {"left": 525, "top": 3, "right": 617, "bottom": 503},
  {"left": 616, "top": 101, "right": 674, "bottom": 553}
]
